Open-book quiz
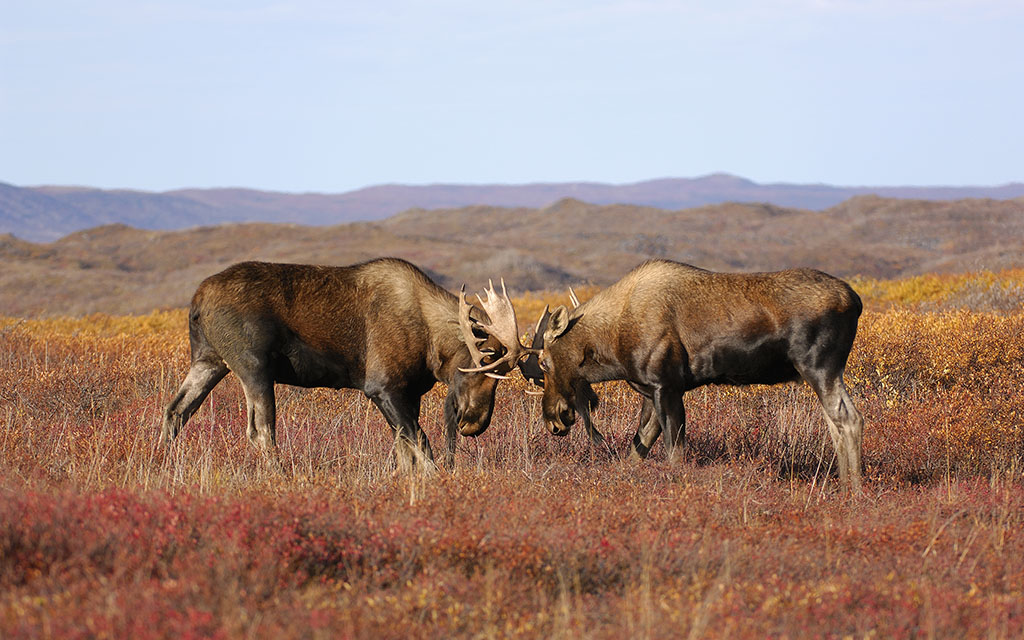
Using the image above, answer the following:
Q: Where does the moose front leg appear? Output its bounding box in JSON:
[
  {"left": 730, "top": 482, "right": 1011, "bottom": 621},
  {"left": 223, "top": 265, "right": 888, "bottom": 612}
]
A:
[
  {"left": 442, "top": 392, "right": 459, "bottom": 469},
  {"left": 371, "top": 388, "right": 437, "bottom": 474},
  {"left": 629, "top": 397, "right": 662, "bottom": 460},
  {"left": 654, "top": 387, "right": 686, "bottom": 462},
  {"left": 576, "top": 383, "right": 615, "bottom": 458}
]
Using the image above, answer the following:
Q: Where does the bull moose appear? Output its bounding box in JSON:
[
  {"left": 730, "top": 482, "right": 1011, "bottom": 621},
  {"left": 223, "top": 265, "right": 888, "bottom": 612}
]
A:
[
  {"left": 161, "top": 259, "right": 524, "bottom": 470},
  {"left": 520, "top": 259, "right": 866, "bottom": 492}
]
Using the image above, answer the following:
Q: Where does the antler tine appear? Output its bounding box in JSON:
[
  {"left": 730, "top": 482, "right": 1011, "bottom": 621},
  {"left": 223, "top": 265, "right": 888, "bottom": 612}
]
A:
[
  {"left": 526, "top": 304, "right": 549, "bottom": 350},
  {"left": 458, "top": 278, "right": 527, "bottom": 374},
  {"left": 478, "top": 279, "right": 521, "bottom": 351},
  {"left": 568, "top": 286, "right": 580, "bottom": 309},
  {"left": 457, "top": 285, "right": 491, "bottom": 368}
]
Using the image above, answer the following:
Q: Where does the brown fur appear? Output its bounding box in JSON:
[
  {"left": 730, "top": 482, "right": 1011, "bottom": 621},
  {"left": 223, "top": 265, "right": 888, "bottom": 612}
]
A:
[
  {"left": 528, "top": 259, "right": 865, "bottom": 493},
  {"left": 162, "top": 259, "right": 504, "bottom": 471}
]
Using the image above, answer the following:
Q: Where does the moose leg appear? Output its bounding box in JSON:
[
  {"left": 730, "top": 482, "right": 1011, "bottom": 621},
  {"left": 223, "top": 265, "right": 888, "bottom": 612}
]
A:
[
  {"left": 629, "top": 397, "right": 662, "bottom": 460},
  {"left": 371, "top": 390, "right": 437, "bottom": 473},
  {"left": 829, "top": 381, "right": 864, "bottom": 494},
  {"left": 576, "top": 384, "right": 614, "bottom": 457},
  {"left": 161, "top": 357, "right": 229, "bottom": 445},
  {"left": 804, "top": 371, "right": 864, "bottom": 494},
  {"left": 238, "top": 376, "right": 277, "bottom": 451},
  {"left": 442, "top": 392, "right": 459, "bottom": 469},
  {"left": 230, "top": 366, "right": 285, "bottom": 473},
  {"left": 654, "top": 387, "right": 686, "bottom": 461}
]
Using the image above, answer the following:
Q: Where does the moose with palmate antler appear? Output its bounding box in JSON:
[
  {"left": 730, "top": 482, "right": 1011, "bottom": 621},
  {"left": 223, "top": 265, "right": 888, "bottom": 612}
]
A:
[
  {"left": 161, "top": 259, "right": 526, "bottom": 470},
  {"left": 161, "top": 257, "right": 865, "bottom": 492},
  {"left": 515, "top": 259, "right": 865, "bottom": 493}
]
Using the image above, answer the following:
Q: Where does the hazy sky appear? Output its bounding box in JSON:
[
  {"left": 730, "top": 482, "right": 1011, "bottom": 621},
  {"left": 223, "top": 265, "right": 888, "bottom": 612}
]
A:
[{"left": 2, "top": 1, "right": 1022, "bottom": 192}]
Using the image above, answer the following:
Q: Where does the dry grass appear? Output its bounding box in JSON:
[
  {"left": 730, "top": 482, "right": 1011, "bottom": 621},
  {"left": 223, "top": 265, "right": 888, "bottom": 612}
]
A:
[{"left": 1, "top": 271, "right": 1023, "bottom": 638}]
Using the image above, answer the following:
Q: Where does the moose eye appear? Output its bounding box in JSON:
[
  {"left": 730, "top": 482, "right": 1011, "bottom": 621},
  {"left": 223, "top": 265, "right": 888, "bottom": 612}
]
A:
[{"left": 539, "top": 357, "right": 551, "bottom": 373}]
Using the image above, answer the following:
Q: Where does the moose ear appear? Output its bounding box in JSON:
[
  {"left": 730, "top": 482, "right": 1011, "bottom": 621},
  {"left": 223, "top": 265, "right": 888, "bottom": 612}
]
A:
[{"left": 545, "top": 305, "right": 575, "bottom": 341}]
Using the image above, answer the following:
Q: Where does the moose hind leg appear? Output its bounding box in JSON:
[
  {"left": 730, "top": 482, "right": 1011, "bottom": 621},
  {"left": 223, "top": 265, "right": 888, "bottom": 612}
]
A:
[
  {"left": 237, "top": 375, "right": 277, "bottom": 451},
  {"left": 234, "top": 372, "right": 287, "bottom": 474},
  {"left": 161, "top": 358, "right": 228, "bottom": 445},
  {"left": 833, "top": 382, "right": 864, "bottom": 493},
  {"left": 806, "top": 371, "right": 864, "bottom": 494}
]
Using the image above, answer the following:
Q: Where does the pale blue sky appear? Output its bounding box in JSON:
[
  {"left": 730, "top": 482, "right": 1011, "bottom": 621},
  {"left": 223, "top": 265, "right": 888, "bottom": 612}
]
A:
[{"left": 2, "top": 1, "right": 1022, "bottom": 192}]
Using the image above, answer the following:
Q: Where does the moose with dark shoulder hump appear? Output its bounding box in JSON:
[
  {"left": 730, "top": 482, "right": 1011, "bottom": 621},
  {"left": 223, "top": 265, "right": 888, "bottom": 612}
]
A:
[
  {"left": 518, "top": 259, "right": 866, "bottom": 493},
  {"left": 161, "top": 259, "right": 526, "bottom": 471}
]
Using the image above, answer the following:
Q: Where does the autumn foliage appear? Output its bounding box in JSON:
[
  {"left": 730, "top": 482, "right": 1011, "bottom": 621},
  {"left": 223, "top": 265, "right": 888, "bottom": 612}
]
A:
[{"left": 1, "top": 270, "right": 1022, "bottom": 638}]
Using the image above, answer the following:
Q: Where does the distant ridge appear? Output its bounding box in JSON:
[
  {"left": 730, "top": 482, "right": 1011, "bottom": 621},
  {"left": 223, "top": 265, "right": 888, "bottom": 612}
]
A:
[
  {"left": 3, "top": 173, "right": 1024, "bottom": 241},
  {"left": 3, "top": 196, "right": 1023, "bottom": 316}
]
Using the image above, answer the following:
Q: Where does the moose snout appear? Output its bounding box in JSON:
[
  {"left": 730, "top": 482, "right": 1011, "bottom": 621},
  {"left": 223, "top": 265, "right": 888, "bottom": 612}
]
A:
[
  {"left": 455, "top": 403, "right": 492, "bottom": 437},
  {"left": 459, "top": 421, "right": 486, "bottom": 437},
  {"left": 546, "top": 400, "right": 575, "bottom": 436},
  {"left": 561, "top": 405, "right": 576, "bottom": 427},
  {"left": 549, "top": 421, "right": 571, "bottom": 437}
]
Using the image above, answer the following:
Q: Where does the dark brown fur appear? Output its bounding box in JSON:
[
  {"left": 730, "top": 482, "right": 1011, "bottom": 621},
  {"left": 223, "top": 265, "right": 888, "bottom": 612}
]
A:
[
  {"left": 162, "top": 259, "right": 504, "bottom": 470},
  {"left": 528, "top": 259, "right": 865, "bottom": 492}
]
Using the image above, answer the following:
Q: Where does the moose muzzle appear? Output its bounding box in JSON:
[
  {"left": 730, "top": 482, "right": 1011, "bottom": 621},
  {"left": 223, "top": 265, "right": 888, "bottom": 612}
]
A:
[{"left": 546, "top": 400, "right": 575, "bottom": 436}]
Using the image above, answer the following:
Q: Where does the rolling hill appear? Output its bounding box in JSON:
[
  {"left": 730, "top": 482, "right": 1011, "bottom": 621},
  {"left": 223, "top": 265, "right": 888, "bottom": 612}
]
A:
[{"left": 2, "top": 195, "right": 1022, "bottom": 316}]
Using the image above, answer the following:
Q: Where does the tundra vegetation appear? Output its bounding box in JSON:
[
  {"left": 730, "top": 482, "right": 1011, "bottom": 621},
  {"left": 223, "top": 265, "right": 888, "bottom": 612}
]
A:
[{"left": 1, "top": 268, "right": 1023, "bottom": 638}]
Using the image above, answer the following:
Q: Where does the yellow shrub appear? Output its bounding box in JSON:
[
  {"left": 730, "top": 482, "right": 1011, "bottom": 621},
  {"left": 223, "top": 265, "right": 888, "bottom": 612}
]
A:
[{"left": 850, "top": 268, "right": 1024, "bottom": 309}]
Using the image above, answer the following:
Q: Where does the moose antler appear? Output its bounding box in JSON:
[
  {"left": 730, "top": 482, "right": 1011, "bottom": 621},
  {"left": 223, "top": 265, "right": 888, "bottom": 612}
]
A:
[
  {"left": 457, "top": 279, "right": 530, "bottom": 376},
  {"left": 457, "top": 286, "right": 494, "bottom": 370},
  {"left": 518, "top": 305, "right": 550, "bottom": 388},
  {"left": 520, "top": 286, "right": 582, "bottom": 387}
]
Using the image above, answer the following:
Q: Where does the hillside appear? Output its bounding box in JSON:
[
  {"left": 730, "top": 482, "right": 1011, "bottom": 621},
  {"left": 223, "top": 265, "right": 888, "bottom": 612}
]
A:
[
  {"left": 4, "top": 174, "right": 1024, "bottom": 242},
  {"left": 2, "top": 196, "right": 1022, "bottom": 317}
]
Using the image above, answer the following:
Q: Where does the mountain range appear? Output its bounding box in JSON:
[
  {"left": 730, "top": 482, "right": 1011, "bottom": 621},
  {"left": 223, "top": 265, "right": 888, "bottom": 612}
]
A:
[{"left": 4, "top": 173, "right": 1024, "bottom": 242}]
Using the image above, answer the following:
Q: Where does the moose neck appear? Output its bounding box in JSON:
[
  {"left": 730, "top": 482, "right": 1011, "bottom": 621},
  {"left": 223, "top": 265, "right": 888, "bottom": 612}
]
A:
[
  {"left": 565, "top": 302, "right": 628, "bottom": 384},
  {"left": 423, "top": 291, "right": 478, "bottom": 385}
]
